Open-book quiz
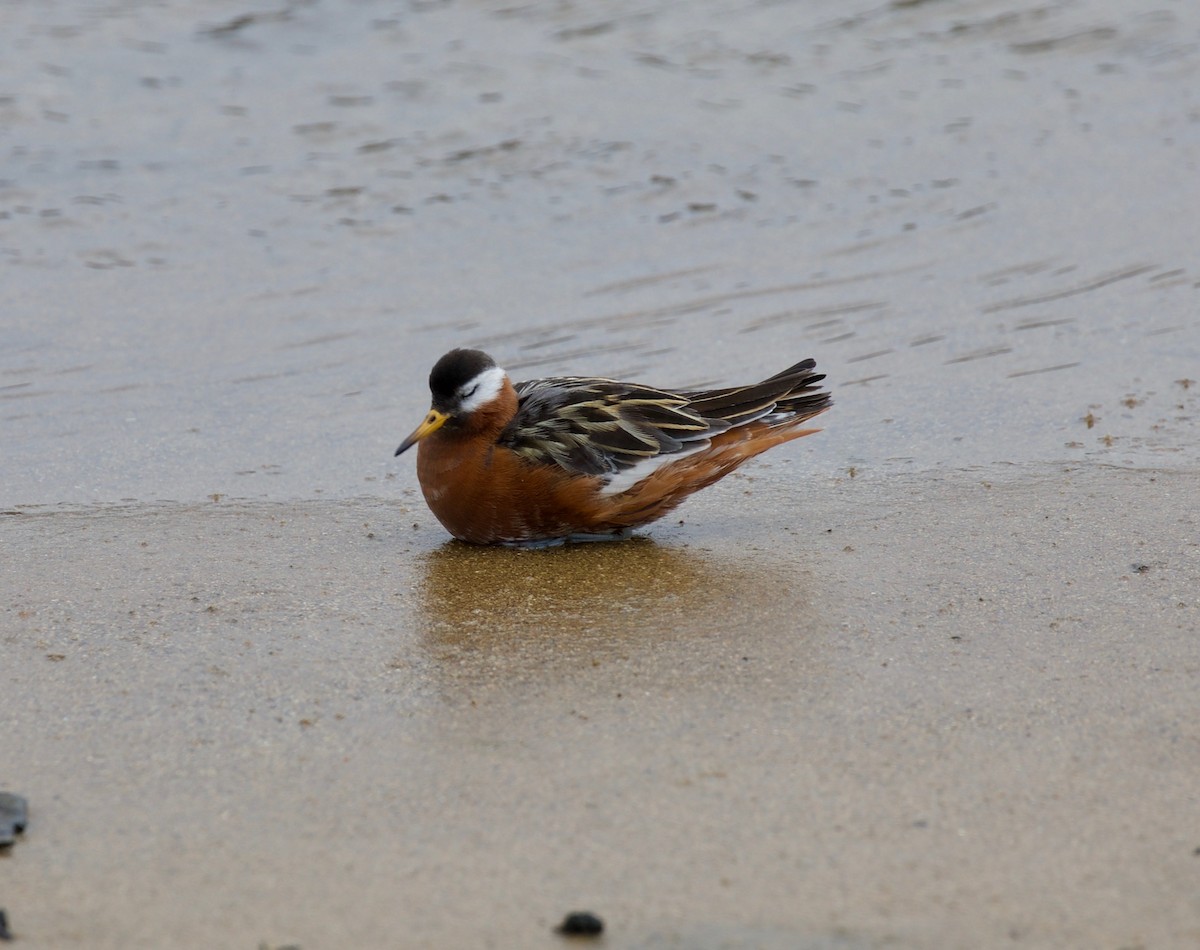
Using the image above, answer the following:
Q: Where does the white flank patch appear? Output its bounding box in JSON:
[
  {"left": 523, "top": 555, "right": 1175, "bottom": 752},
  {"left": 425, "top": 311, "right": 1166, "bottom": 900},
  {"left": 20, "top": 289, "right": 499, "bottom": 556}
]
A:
[
  {"left": 456, "top": 365, "right": 507, "bottom": 413},
  {"left": 598, "top": 440, "right": 710, "bottom": 496}
]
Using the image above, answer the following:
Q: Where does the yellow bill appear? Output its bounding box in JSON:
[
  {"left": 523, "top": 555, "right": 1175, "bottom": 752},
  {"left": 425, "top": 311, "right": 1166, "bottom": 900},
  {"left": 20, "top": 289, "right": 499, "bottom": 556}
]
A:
[{"left": 395, "top": 409, "right": 449, "bottom": 456}]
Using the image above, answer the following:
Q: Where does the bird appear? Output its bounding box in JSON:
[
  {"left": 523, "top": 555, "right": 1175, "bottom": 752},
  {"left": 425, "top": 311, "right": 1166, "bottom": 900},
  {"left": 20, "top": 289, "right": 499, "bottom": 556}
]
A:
[{"left": 394, "top": 348, "right": 831, "bottom": 545}]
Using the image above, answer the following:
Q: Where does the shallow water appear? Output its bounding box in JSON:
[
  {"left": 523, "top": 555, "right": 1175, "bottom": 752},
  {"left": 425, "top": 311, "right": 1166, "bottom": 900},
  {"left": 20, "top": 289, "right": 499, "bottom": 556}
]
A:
[
  {"left": 3, "top": 2, "right": 1200, "bottom": 948},
  {"left": 2, "top": 0, "right": 1197, "bottom": 507}
]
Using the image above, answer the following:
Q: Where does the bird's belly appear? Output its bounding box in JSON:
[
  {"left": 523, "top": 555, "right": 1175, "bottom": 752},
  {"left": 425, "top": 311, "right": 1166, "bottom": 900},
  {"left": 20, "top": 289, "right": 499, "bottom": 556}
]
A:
[{"left": 416, "top": 440, "right": 602, "bottom": 544}]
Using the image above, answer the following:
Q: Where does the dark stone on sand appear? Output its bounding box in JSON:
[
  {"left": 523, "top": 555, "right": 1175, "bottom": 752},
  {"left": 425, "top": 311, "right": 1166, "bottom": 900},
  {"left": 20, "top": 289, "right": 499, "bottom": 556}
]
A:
[
  {"left": 0, "top": 793, "right": 28, "bottom": 848},
  {"left": 556, "top": 911, "right": 604, "bottom": 937},
  {"left": 0, "top": 908, "right": 11, "bottom": 942}
]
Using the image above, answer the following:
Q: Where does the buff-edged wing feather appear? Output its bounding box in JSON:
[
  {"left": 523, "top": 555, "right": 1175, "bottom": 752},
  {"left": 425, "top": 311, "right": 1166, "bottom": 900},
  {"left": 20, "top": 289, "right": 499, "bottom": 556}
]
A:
[
  {"left": 500, "top": 378, "right": 725, "bottom": 476},
  {"left": 500, "top": 360, "right": 830, "bottom": 483}
]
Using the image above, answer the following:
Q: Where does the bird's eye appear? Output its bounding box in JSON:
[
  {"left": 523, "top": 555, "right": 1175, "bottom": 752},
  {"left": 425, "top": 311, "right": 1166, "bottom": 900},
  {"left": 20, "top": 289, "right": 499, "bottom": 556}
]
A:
[{"left": 462, "top": 384, "right": 479, "bottom": 399}]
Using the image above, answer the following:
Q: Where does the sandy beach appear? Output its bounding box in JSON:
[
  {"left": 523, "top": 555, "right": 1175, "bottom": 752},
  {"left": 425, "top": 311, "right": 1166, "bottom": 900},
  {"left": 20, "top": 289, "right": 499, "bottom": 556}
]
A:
[{"left": 2, "top": 1, "right": 1198, "bottom": 947}]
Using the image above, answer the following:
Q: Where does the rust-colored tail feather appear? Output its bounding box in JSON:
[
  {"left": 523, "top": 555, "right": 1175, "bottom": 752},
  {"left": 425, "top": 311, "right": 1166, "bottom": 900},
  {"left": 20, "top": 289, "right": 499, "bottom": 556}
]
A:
[{"left": 595, "top": 359, "right": 831, "bottom": 530}]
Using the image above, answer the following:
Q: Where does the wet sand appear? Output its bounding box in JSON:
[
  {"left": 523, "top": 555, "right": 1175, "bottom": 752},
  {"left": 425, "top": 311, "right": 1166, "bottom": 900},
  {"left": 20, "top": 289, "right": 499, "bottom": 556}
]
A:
[
  {"left": 4, "top": 467, "right": 1199, "bottom": 948},
  {"left": 2, "top": 0, "right": 1199, "bottom": 947}
]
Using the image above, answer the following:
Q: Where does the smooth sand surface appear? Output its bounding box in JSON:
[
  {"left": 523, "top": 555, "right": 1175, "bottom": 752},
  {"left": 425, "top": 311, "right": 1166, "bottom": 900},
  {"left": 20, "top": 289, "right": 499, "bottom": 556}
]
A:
[
  {"left": 2, "top": 0, "right": 1199, "bottom": 947},
  {"left": 4, "top": 467, "right": 1199, "bottom": 948}
]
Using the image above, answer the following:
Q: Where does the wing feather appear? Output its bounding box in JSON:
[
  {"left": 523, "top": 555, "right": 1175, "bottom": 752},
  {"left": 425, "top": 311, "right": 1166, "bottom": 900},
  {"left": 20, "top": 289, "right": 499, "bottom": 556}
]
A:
[
  {"left": 501, "top": 361, "right": 830, "bottom": 483},
  {"left": 502, "top": 378, "right": 723, "bottom": 476}
]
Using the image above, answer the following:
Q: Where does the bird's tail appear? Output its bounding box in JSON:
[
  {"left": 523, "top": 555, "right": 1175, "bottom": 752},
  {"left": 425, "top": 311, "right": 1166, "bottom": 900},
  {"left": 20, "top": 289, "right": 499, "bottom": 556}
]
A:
[{"left": 682, "top": 359, "right": 831, "bottom": 427}]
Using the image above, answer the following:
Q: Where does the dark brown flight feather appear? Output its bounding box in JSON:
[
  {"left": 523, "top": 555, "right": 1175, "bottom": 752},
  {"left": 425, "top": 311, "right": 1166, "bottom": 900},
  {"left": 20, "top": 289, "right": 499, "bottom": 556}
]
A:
[{"left": 499, "top": 360, "right": 830, "bottom": 478}]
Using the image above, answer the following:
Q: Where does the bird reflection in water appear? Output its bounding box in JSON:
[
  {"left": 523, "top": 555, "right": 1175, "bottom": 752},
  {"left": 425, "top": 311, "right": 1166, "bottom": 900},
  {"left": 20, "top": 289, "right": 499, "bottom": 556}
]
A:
[{"left": 416, "top": 538, "right": 717, "bottom": 652}]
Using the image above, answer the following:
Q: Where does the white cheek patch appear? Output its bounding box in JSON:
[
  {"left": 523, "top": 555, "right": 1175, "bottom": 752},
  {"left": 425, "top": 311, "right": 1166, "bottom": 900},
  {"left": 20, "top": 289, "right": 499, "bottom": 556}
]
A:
[{"left": 457, "top": 365, "right": 507, "bottom": 413}]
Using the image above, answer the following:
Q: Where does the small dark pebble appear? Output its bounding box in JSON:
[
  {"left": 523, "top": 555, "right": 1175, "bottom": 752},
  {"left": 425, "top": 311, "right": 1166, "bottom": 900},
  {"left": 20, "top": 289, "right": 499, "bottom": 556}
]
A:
[
  {"left": 0, "top": 908, "right": 11, "bottom": 942},
  {"left": 556, "top": 911, "right": 604, "bottom": 937},
  {"left": 0, "top": 793, "right": 28, "bottom": 848}
]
